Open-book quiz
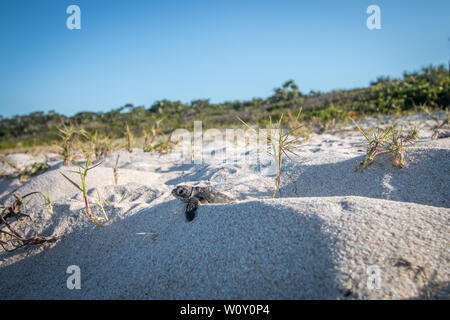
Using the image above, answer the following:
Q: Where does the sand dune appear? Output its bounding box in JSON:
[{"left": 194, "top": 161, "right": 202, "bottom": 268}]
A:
[{"left": 0, "top": 122, "right": 449, "bottom": 299}]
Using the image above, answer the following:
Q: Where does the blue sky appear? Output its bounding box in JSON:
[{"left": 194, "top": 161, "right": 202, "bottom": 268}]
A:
[{"left": 0, "top": 0, "right": 449, "bottom": 118}]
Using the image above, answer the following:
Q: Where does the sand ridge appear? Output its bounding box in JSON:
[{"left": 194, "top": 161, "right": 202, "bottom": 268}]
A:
[{"left": 0, "top": 119, "right": 449, "bottom": 299}]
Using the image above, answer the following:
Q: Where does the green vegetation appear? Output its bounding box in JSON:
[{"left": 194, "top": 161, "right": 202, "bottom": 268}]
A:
[
  {"left": 144, "top": 130, "right": 177, "bottom": 154},
  {"left": 84, "top": 131, "right": 116, "bottom": 160},
  {"left": 38, "top": 191, "right": 53, "bottom": 213},
  {"left": 239, "top": 114, "right": 301, "bottom": 198},
  {"left": 60, "top": 159, "right": 105, "bottom": 227},
  {"left": 354, "top": 122, "right": 419, "bottom": 169},
  {"left": 0, "top": 65, "right": 448, "bottom": 150},
  {"left": 287, "top": 107, "right": 311, "bottom": 141}
]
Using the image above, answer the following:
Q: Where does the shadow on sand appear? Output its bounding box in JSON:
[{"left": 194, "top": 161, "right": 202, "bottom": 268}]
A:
[
  {"left": 0, "top": 200, "right": 342, "bottom": 299},
  {"left": 280, "top": 149, "right": 450, "bottom": 208}
]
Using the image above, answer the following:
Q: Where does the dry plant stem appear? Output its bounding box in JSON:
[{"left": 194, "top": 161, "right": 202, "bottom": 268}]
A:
[
  {"left": 143, "top": 121, "right": 161, "bottom": 152},
  {"left": 1, "top": 192, "right": 57, "bottom": 252},
  {"left": 392, "top": 150, "right": 405, "bottom": 168},
  {"left": 159, "top": 130, "right": 175, "bottom": 154},
  {"left": 85, "top": 131, "right": 119, "bottom": 159},
  {"left": 64, "top": 145, "right": 71, "bottom": 166},
  {"left": 150, "top": 119, "right": 161, "bottom": 144},
  {"left": 143, "top": 129, "right": 149, "bottom": 151},
  {"left": 238, "top": 115, "right": 301, "bottom": 198},
  {"left": 113, "top": 154, "right": 120, "bottom": 185},
  {"left": 58, "top": 123, "right": 85, "bottom": 167},
  {"left": 353, "top": 120, "right": 392, "bottom": 168},
  {"left": 126, "top": 123, "right": 133, "bottom": 153},
  {"left": 2, "top": 157, "right": 25, "bottom": 182},
  {"left": 145, "top": 130, "right": 177, "bottom": 154},
  {"left": 390, "top": 125, "right": 418, "bottom": 167},
  {"left": 425, "top": 108, "right": 449, "bottom": 139},
  {"left": 269, "top": 117, "right": 302, "bottom": 198},
  {"left": 96, "top": 188, "right": 109, "bottom": 222},
  {"left": 287, "top": 108, "right": 309, "bottom": 141},
  {"left": 274, "top": 141, "right": 282, "bottom": 198}
]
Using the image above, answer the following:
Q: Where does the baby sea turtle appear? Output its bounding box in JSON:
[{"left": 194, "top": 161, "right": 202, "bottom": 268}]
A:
[{"left": 171, "top": 185, "right": 233, "bottom": 221}]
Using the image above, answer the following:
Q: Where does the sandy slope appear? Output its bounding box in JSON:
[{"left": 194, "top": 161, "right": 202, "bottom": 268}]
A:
[{"left": 0, "top": 118, "right": 449, "bottom": 299}]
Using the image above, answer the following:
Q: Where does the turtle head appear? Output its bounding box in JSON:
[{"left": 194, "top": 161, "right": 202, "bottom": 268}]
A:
[{"left": 171, "top": 185, "right": 192, "bottom": 201}]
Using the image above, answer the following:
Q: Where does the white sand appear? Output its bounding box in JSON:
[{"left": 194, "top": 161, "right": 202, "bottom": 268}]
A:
[{"left": 0, "top": 115, "right": 449, "bottom": 299}]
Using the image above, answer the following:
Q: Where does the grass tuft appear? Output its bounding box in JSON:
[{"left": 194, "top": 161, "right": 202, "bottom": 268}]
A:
[
  {"left": 238, "top": 114, "right": 301, "bottom": 198},
  {"left": 354, "top": 119, "right": 418, "bottom": 169},
  {"left": 423, "top": 107, "right": 449, "bottom": 139},
  {"left": 57, "top": 123, "right": 86, "bottom": 166}
]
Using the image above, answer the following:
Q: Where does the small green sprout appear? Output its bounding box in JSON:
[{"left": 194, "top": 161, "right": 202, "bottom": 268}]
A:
[
  {"left": 38, "top": 191, "right": 53, "bottom": 213},
  {"left": 60, "top": 159, "right": 105, "bottom": 227}
]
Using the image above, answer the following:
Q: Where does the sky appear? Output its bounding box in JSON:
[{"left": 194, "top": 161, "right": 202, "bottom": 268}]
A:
[{"left": 0, "top": 0, "right": 449, "bottom": 118}]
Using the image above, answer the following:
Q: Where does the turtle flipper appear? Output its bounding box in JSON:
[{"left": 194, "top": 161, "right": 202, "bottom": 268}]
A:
[{"left": 185, "top": 197, "right": 200, "bottom": 222}]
